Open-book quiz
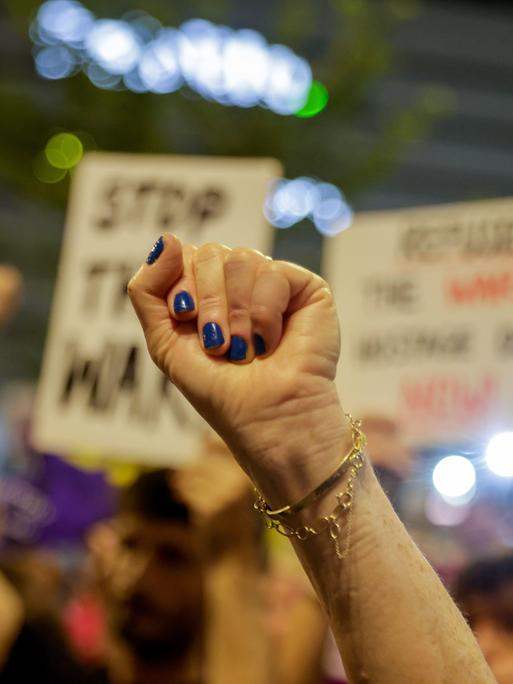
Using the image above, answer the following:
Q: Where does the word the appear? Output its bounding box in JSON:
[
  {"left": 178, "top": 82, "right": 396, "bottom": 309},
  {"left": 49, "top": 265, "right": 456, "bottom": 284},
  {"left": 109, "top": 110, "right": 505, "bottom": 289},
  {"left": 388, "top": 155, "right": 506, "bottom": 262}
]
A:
[{"left": 363, "top": 277, "right": 418, "bottom": 311}]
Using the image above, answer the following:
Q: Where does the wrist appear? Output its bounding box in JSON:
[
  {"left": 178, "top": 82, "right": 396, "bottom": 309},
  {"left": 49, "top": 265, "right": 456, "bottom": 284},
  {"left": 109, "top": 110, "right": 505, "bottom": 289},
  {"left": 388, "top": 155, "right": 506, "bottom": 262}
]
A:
[{"left": 238, "top": 386, "right": 353, "bottom": 509}]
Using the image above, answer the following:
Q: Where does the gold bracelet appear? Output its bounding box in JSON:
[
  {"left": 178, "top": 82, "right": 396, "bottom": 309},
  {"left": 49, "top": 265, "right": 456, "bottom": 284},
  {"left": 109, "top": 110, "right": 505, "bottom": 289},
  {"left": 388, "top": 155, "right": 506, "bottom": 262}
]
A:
[
  {"left": 254, "top": 415, "right": 367, "bottom": 559},
  {"left": 254, "top": 414, "right": 366, "bottom": 518}
]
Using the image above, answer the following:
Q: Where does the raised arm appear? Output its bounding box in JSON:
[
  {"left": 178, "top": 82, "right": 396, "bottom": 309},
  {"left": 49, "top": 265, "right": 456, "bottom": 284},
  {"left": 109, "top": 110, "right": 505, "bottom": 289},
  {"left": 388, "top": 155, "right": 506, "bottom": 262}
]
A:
[{"left": 128, "top": 235, "right": 495, "bottom": 684}]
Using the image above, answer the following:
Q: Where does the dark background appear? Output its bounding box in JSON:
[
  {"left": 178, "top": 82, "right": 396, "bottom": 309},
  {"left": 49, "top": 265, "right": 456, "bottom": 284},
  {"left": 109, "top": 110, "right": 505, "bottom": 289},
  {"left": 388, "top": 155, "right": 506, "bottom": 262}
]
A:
[{"left": 1, "top": 0, "right": 513, "bottom": 379}]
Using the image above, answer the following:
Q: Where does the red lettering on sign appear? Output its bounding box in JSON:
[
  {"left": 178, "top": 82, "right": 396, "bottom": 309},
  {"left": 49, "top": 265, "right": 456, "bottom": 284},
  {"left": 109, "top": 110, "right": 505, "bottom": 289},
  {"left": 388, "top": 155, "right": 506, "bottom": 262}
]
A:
[
  {"left": 448, "top": 272, "right": 513, "bottom": 304},
  {"left": 400, "top": 374, "right": 497, "bottom": 425}
]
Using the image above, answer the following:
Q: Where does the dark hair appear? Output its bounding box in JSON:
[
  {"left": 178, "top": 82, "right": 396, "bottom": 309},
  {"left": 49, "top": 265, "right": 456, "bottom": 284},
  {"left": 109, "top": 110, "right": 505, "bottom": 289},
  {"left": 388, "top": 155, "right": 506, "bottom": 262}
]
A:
[
  {"left": 118, "top": 469, "right": 190, "bottom": 524},
  {"left": 454, "top": 554, "right": 513, "bottom": 602}
]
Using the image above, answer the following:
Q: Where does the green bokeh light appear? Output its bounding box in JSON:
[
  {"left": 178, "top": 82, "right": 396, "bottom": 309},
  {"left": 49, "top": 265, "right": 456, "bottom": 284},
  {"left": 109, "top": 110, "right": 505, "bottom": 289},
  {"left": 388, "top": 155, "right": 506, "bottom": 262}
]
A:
[
  {"left": 33, "top": 152, "right": 67, "bottom": 184},
  {"left": 295, "top": 81, "right": 329, "bottom": 118},
  {"left": 45, "top": 132, "right": 83, "bottom": 170}
]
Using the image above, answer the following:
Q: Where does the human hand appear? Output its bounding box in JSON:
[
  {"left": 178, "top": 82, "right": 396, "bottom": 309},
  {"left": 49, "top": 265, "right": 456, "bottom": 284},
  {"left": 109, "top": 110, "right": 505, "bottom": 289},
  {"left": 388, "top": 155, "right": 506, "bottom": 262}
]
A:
[
  {"left": 174, "top": 440, "right": 251, "bottom": 525},
  {"left": 173, "top": 440, "right": 255, "bottom": 556},
  {"left": 128, "top": 235, "right": 351, "bottom": 506}
]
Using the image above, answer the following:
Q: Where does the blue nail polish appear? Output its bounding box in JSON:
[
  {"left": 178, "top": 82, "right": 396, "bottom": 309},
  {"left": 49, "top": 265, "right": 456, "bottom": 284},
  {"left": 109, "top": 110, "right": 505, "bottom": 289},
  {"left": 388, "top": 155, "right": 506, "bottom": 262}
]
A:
[
  {"left": 254, "top": 334, "right": 266, "bottom": 356},
  {"left": 146, "top": 236, "right": 164, "bottom": 265},
  {"left": 228, "top": 335, "right": 247, "bottom": 362},
  {"left": 203, "top": 322, "right": 224, "bottom": 349},
  {"left": 174, "top": 291, "right": 195, "bottom": 314}
]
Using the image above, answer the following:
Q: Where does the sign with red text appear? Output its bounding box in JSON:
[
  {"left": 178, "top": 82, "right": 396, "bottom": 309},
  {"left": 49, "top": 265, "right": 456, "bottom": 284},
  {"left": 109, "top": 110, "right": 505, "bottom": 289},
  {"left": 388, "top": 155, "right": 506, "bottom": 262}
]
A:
[
  {"left": 33, "top": 152, "right": 281, "bottom": 465},
  {"left": 324, "top": 198, "right": 513, "bottom": 446}
]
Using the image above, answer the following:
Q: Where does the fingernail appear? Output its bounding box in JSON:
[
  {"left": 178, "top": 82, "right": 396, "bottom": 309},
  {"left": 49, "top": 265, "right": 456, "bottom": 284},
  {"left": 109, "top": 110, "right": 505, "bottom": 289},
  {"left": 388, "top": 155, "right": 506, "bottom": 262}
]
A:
[
  {"left": 203, "top": 322, "right": 225, "bottom": 349},
  {"left": 228, "top": 335, "right": 247, "bottom": 362},
  {"left": 174, "top": 291, "right": 195, "bottom": 314},
  {"left": 146, "top": 236, "right": 164, "bottom": 265},
  {"left": 254, "top": 334, "right": 266, "bottom": 356}
]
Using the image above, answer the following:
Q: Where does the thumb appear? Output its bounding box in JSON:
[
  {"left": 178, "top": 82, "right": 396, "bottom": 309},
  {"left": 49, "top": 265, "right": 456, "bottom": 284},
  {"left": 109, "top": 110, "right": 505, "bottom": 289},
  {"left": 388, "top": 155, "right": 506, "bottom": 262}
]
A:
[{"left": 127, "top": 233, "right": 184, "bottom": 361}]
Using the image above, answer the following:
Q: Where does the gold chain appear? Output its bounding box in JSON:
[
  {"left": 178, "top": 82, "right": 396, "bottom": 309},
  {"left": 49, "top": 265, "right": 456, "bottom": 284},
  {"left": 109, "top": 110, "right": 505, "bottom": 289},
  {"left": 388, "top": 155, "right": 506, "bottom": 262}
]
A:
[{"left": 254, "top": 415, "right": 366, "bottom": 559}]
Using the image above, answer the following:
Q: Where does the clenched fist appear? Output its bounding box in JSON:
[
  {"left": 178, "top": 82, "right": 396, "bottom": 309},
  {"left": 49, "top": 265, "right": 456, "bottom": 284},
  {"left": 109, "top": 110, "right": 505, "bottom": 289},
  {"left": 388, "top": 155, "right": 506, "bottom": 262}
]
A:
[{"left": 128, "top": 235, "right": 351, "bottom": 507}]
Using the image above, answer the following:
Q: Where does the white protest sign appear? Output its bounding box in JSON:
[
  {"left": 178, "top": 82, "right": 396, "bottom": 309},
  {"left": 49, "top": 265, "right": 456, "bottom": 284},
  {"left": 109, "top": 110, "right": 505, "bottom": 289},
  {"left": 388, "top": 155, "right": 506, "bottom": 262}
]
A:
[
  {"left": 33, "top": 152, "right": 281, "bottom": 465},
  {"left": 324, "top": 198, "right": 513, "bottom": 446}
]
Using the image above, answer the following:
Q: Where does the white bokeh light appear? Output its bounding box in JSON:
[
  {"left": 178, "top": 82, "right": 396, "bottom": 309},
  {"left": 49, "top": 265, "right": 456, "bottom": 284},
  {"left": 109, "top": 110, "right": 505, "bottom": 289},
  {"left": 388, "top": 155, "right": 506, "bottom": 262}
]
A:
[
  {"left": 486, "top": 432, "right": 513, "bottom": 477},
  {"left": 86, "top": 62, "right": 121, "bottom": 89},
  {"left": 35, "top": 45, "right": 76, "bottom": 79},
  {"left": 314, "top": 204, "right": 353, "bottom": 237},
  {"left": 123, "top": 68, "right": 148, "bottom": 93},
  {"left": 222, "top": 30, "right": 269, "bottom": 106},
  {"left": 138, "top": 30, "right": 182, "bottom": 93},
  {"left": 264, "top": 177, "right": 353, "bottom": 235},
  {"left": 312, "top": 183, "right": 354, "bottom": 236},
  {"left": 263, "top": 179, "right": 299, "bottom": 229},
  {"left": 263, "top": 45, "right": 311, "bottom": 114},
  {"left": 37, "top": 0, "right": 94, "bottom": 46},
  {"left": 177, "top": 20, "right": 226, "bottom": 100},
  {"left": 85, "top": 20, "right": 142, "bottom": 75},
  {"left": 432, "top": 455, "right": 476, "bottom": 499},
  {"left": 32, "top": 2, "right": 315, "bottom": 115}
]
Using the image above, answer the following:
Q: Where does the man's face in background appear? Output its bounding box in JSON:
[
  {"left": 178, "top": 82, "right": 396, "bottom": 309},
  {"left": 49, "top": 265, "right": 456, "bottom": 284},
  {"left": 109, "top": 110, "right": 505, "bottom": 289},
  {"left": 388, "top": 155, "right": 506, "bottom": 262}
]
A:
[{"left": 90, "top": 512, "right": 204, "bottom": 664}]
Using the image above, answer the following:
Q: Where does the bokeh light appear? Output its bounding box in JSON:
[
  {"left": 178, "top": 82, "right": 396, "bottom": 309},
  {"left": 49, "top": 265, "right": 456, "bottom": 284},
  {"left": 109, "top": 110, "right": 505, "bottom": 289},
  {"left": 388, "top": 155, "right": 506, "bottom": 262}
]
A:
[
  {"left": 36, "top": 0, "right": 94, "bottom": 46},
  {"left": 178, "top": 19, "right": 227, "bottom": 101},
  {"left": 85, "top": 20, "right": 142, "bottom": 75},
  {"left": 34, "top": 45, "right": 76, "bottom": 79},
  {"left": 138, "top": 30, "right": 182, "bottom": 94},
  {"left": 86, "top": 63, "right": 121, "bottom": 90},
  {"left": 45, "top": 133, "right": 83, "bottom": 170},
  {"left": 432, "top": 455, "right": 476, "bottom": 499},
  {"left": 295, "top": 81, "right": 329, "bottom": 118},
  {"left": 222, "top": 30, "right": 269, "bottom": 107},
  {"left": 263, "top": 45, "right": 311, "bottom": 114},
  {"left": 31, "top": 1, "right": 313, "bottom": 115},
  {"left": 424, "top": 491, "right": 471, "bottom": 527},
  {"left": 264, "top": 177, "right": 353, "bottom": 235},
  {"left": 33, "top": 152, "right": 67, "bottom": 183},
  {"left": 485, "top": 432, "right": 513, "bottom": 477}
]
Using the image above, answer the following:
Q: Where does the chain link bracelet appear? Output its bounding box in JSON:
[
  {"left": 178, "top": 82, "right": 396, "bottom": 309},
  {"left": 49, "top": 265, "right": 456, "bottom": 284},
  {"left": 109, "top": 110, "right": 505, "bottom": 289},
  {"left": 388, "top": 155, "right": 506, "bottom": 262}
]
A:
[{"left": 254, "top": 415, "right": 367, "bottom": 559}]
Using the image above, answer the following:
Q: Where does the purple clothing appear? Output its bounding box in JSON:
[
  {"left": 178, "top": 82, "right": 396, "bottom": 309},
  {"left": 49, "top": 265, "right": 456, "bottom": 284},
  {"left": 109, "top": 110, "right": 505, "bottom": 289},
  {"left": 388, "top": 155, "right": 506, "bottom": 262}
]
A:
[{"left": 1, "top": 452, "right": 116, "bottom": 547}]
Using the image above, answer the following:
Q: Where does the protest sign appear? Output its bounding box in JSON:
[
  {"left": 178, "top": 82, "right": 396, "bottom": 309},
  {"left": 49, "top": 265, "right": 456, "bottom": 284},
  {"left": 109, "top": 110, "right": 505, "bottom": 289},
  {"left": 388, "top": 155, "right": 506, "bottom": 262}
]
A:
[
  {"left": 324, "top": 198, "right": 513, "bottom": 446},
  {"left": 33, "top": 153, "right": 281, "bottom": 465}
]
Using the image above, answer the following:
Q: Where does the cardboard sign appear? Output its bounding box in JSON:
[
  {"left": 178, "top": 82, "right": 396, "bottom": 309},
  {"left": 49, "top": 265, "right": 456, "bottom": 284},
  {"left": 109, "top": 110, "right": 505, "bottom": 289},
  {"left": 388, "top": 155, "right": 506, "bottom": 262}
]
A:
[
  {"left": 33, "top": 153, "right": 281, "bottom": 465},
  {"left": 324, "top": 198, "right": 513, "bottom": 446}
]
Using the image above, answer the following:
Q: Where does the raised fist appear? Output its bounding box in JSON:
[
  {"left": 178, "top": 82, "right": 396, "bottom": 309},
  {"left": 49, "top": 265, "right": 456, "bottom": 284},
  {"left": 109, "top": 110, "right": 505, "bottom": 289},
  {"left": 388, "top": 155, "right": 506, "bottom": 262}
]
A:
[{"left": 128, "top": 235, "right": 349, "bottom": 504}]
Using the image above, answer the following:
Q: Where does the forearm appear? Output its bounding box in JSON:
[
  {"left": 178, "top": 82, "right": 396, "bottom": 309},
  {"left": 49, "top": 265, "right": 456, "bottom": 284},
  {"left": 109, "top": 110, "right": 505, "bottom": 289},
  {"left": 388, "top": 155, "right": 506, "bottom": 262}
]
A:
[
  {"left": 288, "top": 462, "right": 494, "bottom": 684},
  {"left": 254, "top": 407, "right": 495, "bottom": 684},
  {"left": 205, "top": 546, "right": 271, "bottom": 684}
]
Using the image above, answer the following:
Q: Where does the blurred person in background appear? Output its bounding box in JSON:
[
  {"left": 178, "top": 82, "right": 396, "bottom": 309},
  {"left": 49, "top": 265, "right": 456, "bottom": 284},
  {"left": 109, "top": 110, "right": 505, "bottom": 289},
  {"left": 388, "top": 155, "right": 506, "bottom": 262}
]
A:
[
  {"left": 0, "top": 546, "right": 90, "bottom": 683},
  {"left": 87, "top": 452, "right": 268, "bottom": 684},
  {"left": 0, "top": 453, "right": 265, "bottom": 684},
  {"left": 0, "top": 447, "right": 326, "bottom": 684},
  {"left": 455, "top": 555, "right": 513, "bottom": 684}
]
